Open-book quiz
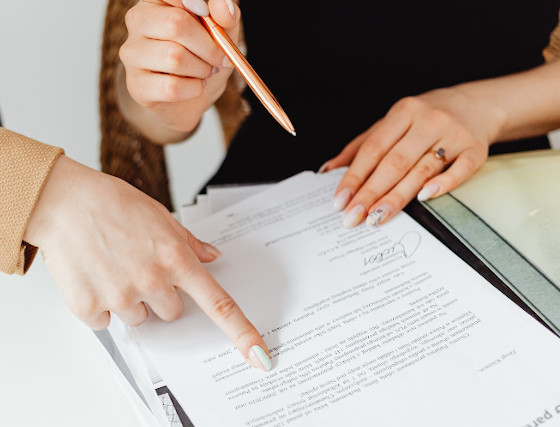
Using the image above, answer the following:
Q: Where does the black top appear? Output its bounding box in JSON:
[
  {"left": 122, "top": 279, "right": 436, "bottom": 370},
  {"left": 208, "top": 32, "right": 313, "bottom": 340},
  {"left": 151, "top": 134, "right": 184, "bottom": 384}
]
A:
[{"left": 208, "top": 1, "right": 559, "bottom": 186}]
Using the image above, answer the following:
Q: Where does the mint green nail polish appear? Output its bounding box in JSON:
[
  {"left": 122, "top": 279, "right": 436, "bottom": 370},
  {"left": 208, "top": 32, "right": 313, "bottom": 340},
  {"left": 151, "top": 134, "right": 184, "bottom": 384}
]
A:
[{"left": 249, "top": 345, "right": 272, "bottom": 371}]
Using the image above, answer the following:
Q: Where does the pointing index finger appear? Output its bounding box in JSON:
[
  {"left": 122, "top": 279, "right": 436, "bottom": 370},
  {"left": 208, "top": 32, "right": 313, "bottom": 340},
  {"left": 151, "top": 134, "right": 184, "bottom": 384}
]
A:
[{"left": 176, "top": 254, "right": 272, "bottom": 371}]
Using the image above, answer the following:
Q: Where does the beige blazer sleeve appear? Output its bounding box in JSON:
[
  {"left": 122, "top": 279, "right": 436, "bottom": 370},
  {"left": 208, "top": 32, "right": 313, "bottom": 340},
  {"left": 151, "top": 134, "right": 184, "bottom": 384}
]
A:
[
  {"left": 544, "top": 12, "right": 560, "bottom": 62},
  {"left": 0, "top": 128, "right": 63, "bottom": 275}
]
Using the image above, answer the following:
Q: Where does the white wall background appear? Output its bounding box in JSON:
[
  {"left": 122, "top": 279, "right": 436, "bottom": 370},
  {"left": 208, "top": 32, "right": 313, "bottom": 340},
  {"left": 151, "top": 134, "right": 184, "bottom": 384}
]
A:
[{"left": 0, "top": 0, "right": 225, "bottom": 210}]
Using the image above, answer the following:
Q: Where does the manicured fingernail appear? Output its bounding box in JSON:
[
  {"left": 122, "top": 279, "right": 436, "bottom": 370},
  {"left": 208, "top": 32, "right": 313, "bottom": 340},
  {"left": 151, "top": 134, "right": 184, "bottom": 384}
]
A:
[
  {"left": 366, "top": 204, "right": 392, "bottom": 226},
  {"left": 248, "top": 345, "right": 272, "bottom": 371},
  {"left": 202, "top": 79, "right": 208, "bottom": 88},
  {"left": 317, "top": 162, "right": 329, "bottom": 174},
  {"left": 222, "top": 56, "right": 232, "bottom": 68},
  {"left": 204, "top": 243, "right": 222, "bottom": 259},
  {"left": 333, "top": 188, "right": 352, "bottom": 211},
  {"left": 225, "top": 0, "right": 235, "bottom": 17},
  {"left": 211, "top": 66, "right": 220, "bottom": 75},
  {"left": 417, "top": 183, "right": 441, "bottom": 202},
  {"left": 181, "top": 0, "right": 209, "bottom": 16},
  {"left": 343, "top": 204, "right": 366, "bottom": 229}
]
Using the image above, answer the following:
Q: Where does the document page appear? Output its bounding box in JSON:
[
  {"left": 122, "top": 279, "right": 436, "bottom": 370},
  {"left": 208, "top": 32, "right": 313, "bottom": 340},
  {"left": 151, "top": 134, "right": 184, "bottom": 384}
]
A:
[{"left": 138, "top": 171, "right": 560, "bottom": 427}]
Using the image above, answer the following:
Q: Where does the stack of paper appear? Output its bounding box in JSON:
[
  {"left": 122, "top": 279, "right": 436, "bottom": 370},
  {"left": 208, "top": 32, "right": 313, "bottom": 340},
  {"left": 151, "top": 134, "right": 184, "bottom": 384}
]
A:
[{"left": 103, "top": 170, "right": 560, "bottom": 427}]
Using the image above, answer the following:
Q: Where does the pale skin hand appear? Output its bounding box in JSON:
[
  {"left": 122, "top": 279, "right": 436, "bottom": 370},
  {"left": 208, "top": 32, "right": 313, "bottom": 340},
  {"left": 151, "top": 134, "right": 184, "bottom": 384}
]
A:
[
  {"left": 24, "top": 156, "right": 271, "bottom": 370},
  {"left": 324, "top": 60, "right": 560, "bottom": 227},
  {"left": 118, "top": 0, "right": 240, "bottom": 144}
]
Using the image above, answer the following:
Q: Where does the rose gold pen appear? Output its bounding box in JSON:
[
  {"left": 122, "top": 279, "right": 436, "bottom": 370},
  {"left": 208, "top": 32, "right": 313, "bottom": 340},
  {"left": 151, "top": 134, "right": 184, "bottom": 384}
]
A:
[{"left": 199, "top": 16, "right": 296, "bottom": 136}]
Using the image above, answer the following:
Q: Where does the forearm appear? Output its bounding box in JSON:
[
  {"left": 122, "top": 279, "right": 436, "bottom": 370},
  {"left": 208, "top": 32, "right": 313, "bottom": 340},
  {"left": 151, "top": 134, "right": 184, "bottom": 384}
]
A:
[{"left": 455, "top": 60, "right": 560, "bottom": 143}]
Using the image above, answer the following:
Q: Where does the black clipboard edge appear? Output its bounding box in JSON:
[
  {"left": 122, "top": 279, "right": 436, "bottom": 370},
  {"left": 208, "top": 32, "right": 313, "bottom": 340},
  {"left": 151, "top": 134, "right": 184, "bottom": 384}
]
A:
[{"left": 405, "top": 197, "right": 559, "bottom": 337}]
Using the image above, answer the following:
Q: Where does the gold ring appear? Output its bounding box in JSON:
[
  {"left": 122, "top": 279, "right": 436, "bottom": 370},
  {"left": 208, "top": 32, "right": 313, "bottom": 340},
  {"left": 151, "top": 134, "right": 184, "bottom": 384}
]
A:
[{"left": 432, "top": 148, "right": 447, "bottom": 166}]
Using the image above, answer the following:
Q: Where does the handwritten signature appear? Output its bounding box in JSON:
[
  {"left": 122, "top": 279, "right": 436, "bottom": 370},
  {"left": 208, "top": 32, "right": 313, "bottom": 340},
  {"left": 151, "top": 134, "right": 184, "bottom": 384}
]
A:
[{"left": 363, "top": 231, "right": 422, "bottom": 266}]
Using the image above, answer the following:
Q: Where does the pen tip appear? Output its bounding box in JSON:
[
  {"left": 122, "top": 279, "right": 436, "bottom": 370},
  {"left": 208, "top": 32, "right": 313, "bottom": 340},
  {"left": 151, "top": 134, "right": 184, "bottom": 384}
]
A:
[{"left": 291, "top": 131, "right": 297, "bottom": 137}]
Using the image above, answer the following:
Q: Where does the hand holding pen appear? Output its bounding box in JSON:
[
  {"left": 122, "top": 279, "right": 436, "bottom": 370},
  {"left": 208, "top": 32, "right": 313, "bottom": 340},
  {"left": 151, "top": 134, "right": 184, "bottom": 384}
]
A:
[
  {"left": 119, "top": 0, "right": 293, "bottom": 145},
  {"left": 120, "top": 0, "right": 244, "bottom": 143}
]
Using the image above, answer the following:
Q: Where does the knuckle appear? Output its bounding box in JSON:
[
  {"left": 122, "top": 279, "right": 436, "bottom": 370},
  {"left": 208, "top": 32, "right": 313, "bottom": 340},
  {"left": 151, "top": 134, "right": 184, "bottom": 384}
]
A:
[
  {"left": 118, "top": 43, "right": 131, "bottom": 64},
  {"left": 461, "top": 155, "right": 478, "bottom": 174},
  {"left": 235, "top": 327, "right": 255, "bottom": 345},
  {"left": 394, "top": 96, "right": 421, "bottom": 112},
  {"left": 445, "top": 173, "right": 460, "bottom": 189},
  {"left": 342, "top": 171, "right": 364, "bottom": 188},
  {"left": 161, "top": 303, "right": 185, "bottom": 322},
  {"left": 164, "top": 44, "right": 184, "bottom": 72},
  {"left": 71, "top": 294, "right": 99, "bottom": 319},
  {"left": 110, "top": 292, "right": 135, "bottom": 313},
  {"left": 385, "top": 152, "right": 409, "bottom": 173},
  {"left": 428, "top": 109, "right": 451, "bottom": 127},
  {"left": 128, "top": 311, "right": 149, "bottom": 327},
  {"left": 88, "top": 312, "right": 111, "bottom": 331},
  {"left": 388, "top": 193, "right": 406, "bottom": 210},
  {"left": 165, "top": 11, "right": 185, "bottom": 39},
  {"left": 163, "top": 78, "right": 182, "bottom": 102},
  {"left": 356, "top": 187, "right": 380, "bottom": 204},
  {"left": 415, "top": 162, "right": 437, "bottom": 179},
  {"left": 359, "top": 142, "right": 382, "bottom": 162},
  {"left": 139, "top": 273, "right": 163, "bottom": 295},
  {"left": 160, "top": 241, "right": 187, "bottom": 268},
  {"left": 213, "top": 295, "right": 238, "bottom": 319},
  {"left": 124, "top": 7, "right": 138, "bottom": 30}
]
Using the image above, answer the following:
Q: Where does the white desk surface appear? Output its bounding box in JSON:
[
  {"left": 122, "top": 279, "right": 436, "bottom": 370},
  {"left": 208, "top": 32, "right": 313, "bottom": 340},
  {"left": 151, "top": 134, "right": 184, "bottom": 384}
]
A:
[{"left": 0, "top": 254, "right": 144, "bottom": 427}]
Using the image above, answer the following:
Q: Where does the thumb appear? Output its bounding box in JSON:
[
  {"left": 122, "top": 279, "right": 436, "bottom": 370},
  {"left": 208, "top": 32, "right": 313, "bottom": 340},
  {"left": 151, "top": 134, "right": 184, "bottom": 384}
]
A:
[
  {"left": 164, "top": 213, "right": 222, "bottom": 262},
  {"left": 185, "top": 229, "right": 223, "bottom": 263},
  {"left": 208, "top": 0, "right": 241, "bottom": 42}
]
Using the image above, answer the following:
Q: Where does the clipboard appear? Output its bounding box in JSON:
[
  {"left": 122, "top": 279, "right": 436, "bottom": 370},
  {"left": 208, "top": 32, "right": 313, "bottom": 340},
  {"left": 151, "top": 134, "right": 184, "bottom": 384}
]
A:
[
  {"left": 411, "top": 150, "right": 560, "bottom": 336},
  {"left": 408, "top": 196, "right": 560, "bottom": 336}
]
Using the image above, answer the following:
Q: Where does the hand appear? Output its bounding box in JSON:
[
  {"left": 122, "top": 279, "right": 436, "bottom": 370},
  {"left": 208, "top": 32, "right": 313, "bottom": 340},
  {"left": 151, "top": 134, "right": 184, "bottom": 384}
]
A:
[
  {"left": 323, "top": 86, "right": 506, "bottom": 228},
  {"left": 118, "top": 0, "right": 241, "bottom": 142},
  {"left": 24, "top": 156, "right": 272, "bottom": 371}
]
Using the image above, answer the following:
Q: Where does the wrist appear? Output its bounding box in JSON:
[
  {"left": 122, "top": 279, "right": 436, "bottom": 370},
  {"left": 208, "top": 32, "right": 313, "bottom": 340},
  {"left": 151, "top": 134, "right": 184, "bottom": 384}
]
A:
[
  {"left": 451, "top": 82, "right": 508, "bottom": 144},
  {"left": 24, "top": 156, "right": 87, "bottom": 248}
]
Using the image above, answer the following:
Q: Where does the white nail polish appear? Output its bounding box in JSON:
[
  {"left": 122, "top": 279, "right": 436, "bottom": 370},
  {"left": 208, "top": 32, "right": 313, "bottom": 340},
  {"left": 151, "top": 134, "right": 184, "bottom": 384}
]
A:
[
  {"left": 366, "top": 204, "right": 392, "bottom": 226},
  {"left": 417, "top": 183, "right": 441, "bottom": 202},
  {"left": 181, "top": 0, "right": 209, "bottom": 16},
  {"left": 343, "top": 205, "right": 366, "bottom": 229},
  {"left": 317, "top": 162, "right": 329, "bottom": 174},
  {"left": 333, "top": 188, "right": 352, "bottom": 211},
  {"left": 248, "top": 345, "right": 272, "bottom": 371},
  {"left": 222, "top": 56, "right": 232, "bottom": 68},
  {"left": 211, "top": 66, "right": 220, "bottom": 75},
  {"left": 225, "top": 0, "right": 235, "bottom": 17}
]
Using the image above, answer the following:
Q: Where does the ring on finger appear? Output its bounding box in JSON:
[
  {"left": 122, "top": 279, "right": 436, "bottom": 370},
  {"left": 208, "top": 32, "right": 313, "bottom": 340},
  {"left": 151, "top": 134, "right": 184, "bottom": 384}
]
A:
[{"left": 431, "top": 148, "right": 447, "bottom": 167}]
